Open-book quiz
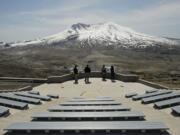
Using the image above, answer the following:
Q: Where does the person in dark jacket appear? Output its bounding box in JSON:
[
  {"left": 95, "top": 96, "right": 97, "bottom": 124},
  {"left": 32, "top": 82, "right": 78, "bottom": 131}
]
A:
[
  {"left": 101, "top": 65, "right": 107, "bottom": 81},
  {"left": 84, "top": 65, "right": 91, "bottom": 83},
  {"left": 73, "top": 65, "right": 78, "bottom": 84},
  {"left": 110, "top": 66, "right": 115, "bottom": 81}
]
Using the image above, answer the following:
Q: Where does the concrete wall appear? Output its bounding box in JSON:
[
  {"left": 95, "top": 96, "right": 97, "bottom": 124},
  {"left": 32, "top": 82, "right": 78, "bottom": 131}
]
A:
[
  {"left": 47, "top": 72, "right": 139, "bottom": 83},
  {"left": 0, "top": 77, "right": 47, "bottom": 83},
  {"left": 18, "top": 85, "right": 33, "bottom": 92},
  {"left": 138, "top": 79, "right": 169, "bottom": 89},
  {"left": 0, "top": 73, "right": 172, "bottom": 90},
  {"left": 0, "top": 85, "right": 32, "bottom": 93}
]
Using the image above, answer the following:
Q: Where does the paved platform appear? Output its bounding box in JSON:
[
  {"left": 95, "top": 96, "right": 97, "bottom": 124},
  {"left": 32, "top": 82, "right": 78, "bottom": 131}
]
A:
[{"left": 0, "top": 78, "right": 179, "bottom": 135}]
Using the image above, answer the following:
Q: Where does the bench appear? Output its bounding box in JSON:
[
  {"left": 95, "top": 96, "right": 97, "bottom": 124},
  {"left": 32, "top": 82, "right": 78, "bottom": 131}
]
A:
[
  {"left": 125, "top": 92, "right": 137, "bottom": 98},
  {"left": 5, "top": 121, "right": 168, "bottom": 133},
  {"left": 0, "top": 93, "right": 41, "bottom": 104},
  {"left": 145, "top": 89, "right": 158, "bottom": 94},
  {"left": 171, "top": 105, "right": 180, "bottom": 116},
  {"left": 60, "top": 101, "right": 121, "bottom": 106},
  {"left": 15, "top": 92, "right": 51, "bottom": 101},
  {"left": 47, "top": 94, "right": 59, "bottom": 99},
  {"left": 0, "top": 106, "right": 9, "bottom": 117},
  {"left": 142, "top": 92, "right": 180, "bottom": 104},
  {"left": 32, "top": 111, "right": 144, "bottom": 121},
  {"left": 68, "top": 98, "right": 115, "bottom": 102},
  {"left": 133, "top": 90, "right": 172, "bottom": 101},
  {"left": 28, "top": 91, "right": 40, "bottom": 95},
  {"left": 0, "top": 98, "right": 28, "bottom": 109},
  {"left": 154, "top": 97, "right": 180, "bottom": 109},
  {"left": 49, "top": 105, "right": 130, "bottom": 112}
]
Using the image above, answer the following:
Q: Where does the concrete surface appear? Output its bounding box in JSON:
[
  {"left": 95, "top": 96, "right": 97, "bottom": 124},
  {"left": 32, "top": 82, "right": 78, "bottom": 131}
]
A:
[{"left": 0, "top": 78, "right": 179, "bottom": 135}]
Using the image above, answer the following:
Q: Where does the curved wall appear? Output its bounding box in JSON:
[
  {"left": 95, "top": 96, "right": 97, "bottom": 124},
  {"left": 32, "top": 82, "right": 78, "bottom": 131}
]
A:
[{"left": 47, "top": 71, "right": 139, "bottom": 83}]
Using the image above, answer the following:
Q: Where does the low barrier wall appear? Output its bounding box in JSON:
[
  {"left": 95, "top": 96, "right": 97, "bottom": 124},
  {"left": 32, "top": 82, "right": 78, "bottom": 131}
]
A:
[
  {"left": 0, "top": 85, "right": 32, "bottom": 93},
  {"left": 138, "top": 79, "right": 169, "bottom": 89},
  {"left": 0, "top": 77, "right": 47, "bottom": 83},
  {"left": 0, "top": 73, "right": 172, "bottom": 90},
  {"left": 47, "top": 72, "right": 139, "bottom": 83}
]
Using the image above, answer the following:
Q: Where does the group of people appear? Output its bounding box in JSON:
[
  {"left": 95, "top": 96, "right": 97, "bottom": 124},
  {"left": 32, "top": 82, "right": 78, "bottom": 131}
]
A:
[
  {"left": 73, "top": 65, "right": 115, "bottom": 84},
  {"left": 101, "top": 65, "right": 115, "bottom": 81}
]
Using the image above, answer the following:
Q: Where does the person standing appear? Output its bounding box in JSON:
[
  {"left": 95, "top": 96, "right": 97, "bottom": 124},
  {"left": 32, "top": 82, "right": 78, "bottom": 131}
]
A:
[
  {"left": 84, "top": 65, "right": 91, "bottom": 83},
  {"left": 101, "top": 65, "right": 107, "bottom": 81},
  {"left": 73, "top": 65, "right": 78, "bottom": 84},
  {"left": 110, "top": 65, "right": 115, "bottom": 81}
]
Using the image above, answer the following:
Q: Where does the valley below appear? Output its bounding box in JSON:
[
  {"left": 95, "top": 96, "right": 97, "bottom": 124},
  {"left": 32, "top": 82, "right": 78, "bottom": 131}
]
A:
[{"left": 0, "top": 45, "right": 180, "bottom": 89}]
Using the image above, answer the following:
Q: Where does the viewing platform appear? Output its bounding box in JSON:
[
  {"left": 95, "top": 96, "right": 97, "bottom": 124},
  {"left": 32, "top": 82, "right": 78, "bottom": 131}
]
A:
[{"left": 0, "top": 75, "right": 179, "bottom": 135}]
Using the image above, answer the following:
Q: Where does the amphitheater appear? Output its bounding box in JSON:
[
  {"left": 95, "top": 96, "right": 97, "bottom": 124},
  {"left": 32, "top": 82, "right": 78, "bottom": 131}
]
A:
[{"left": 0, "top": 72, "right": 179, "bottom": 135}]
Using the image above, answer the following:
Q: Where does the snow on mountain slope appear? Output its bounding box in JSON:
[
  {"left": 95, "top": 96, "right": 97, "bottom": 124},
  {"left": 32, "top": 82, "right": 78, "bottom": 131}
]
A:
[{"left": 8, "top": 22, "right": 177, "bottom": 48}]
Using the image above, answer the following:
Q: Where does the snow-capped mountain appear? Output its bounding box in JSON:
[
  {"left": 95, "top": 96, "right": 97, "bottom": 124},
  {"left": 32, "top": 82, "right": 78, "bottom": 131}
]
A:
[{"left": 6, "top": 22, "right": 178, "bottom": 48}]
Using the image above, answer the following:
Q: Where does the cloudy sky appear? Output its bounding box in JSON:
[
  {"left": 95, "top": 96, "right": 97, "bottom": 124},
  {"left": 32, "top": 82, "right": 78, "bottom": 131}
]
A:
[{"left": 0, "top": 0, "right": 180, "bottom": 42}]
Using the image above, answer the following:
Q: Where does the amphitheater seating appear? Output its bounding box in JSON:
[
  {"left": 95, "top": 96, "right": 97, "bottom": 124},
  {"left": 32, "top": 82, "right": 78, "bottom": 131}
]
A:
[
  {"left": 15, "top": 92, "right": 51, "bottom": 101},
  {"left": 0, "top": 106, "right": 9, "bottom": 117},
  {"left": 132, "top": 90, "right": 172, "bottom": 100},
  {"left": 171, "top": 105, "right": 180, "bottom": 116},
  {"left": 49, "top": 105, "right": 130, "bottom": 112},
  {"left": 154, "top": 97, "right": 180, "bottom": 109},
  {"left": 5, "top": 121, "right": 168, "bottom": 133},
  {"left": 142, "top": 92, "right": 180, "bottom": 104},
  {"left": 4, "top": 96, "right": 169, "bottom": 134},
  {"left": 0, "top": 93, "right": 41, "bottom": 104},
  {"left": 0, "top": 98, "right": 28, "bottom": 109}
]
